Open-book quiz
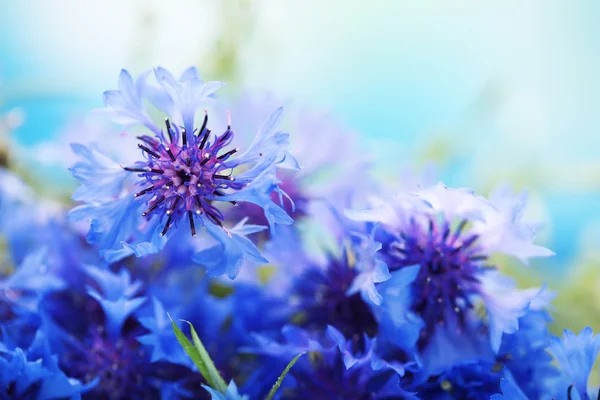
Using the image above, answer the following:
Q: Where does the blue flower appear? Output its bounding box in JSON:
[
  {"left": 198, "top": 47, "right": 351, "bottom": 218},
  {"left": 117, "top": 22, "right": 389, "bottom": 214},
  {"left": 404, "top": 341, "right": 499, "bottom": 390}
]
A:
[
  {"left": 68, "top": 193, "right": 166, "bottom": 263},
  {"left": 415, "top": 360, "right": 503, "bottom": 400},
  {"left": 2, "top": 248, "right": 65, "bottom": 312},
  {"left": 38, "top": 265, "right": 189, "bottom": 399},
  {"left": 192, "top": 218, "right": 268, "bottom": 279},
  {"left": 0, "top": 330, "right": 89, "bottom": 400},
  {"left": 499, "top": 299, "right": 560, "bottom": 399},
  {"left": 69, "top": 143, "right": 129, "bottom": 202},
  {"left": 95, "top": 69, "right": 156, "bottom": 133},
  {"left": 243, "top": 325, "right": 414, "bottom": 399},
  {"left": 348, "top": 182, "right": 552, "bottom": 374},
  {"left": 491, "top": 375, "right": 528, "bottom": 400},
  {"left": 289, "top": 242, "right": 379, "bottom": 338},
  {"left": 203, "top": 380, "right": 249, "bottom": 400},
  {"left": 136, "top": 297, "right": 191, "bottom": 366},
  {"left": 345, "top": 228, "right": 391, "bottom": 306},
  {"left": 84, "top": 265, "right": 146, "bottom": 339},
  {"left": 70, "top": 68, "right": 295, "bottom": 274},
  {"left": 550, "top": 327, "right": 600, "bottom": 400},
  {"left": 147, "top": 67, "right": 224, "bottom": 132}
]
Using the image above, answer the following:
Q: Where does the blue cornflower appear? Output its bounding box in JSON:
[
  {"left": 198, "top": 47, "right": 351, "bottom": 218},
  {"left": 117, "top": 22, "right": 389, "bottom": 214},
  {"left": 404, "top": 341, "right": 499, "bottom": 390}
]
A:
[
  {"left": 348, "top": 182, "right": 553, "bottom": 373},
  {"left": 136, "top": 297, "right": 191, "bottom": 366},
  {"left": 499, "top": 297, "right": 560, "bottom": 399},
  {"left": 40, "top": 265, "right": 201, "bottom": 399},
  {"left": 69, "top": 68, "right": 296, "bottom": 275},
  {"left": 203, "top": 380, "right": 248, "bottom": 400},
  {"left": 1, "top": 248, "right": 67, "bottom": 349},
  {"left": 242, "top": 325, "right": 415, "bottom": 399},
  {"left": 0, "top": 330, "right": 90, "bottom": 400},
  {"left": 549, "top": 327, "right": 600, "bottom": 400},
  {"left": 346, "top": 228, "right": 392, "bottom": 306},
  {"left": 0, "top": 347, "right": 80, "bottom": 399},
  {"left": 290, "top": 240, "right": 380, "bottom": 339},
  {"left": 415, "top": 360, "right": 503, "bottom": 399}
]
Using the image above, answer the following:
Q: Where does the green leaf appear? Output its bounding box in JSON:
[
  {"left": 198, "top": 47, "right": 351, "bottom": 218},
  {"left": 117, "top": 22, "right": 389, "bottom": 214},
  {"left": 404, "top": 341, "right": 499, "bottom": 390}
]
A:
[
  {"left": 264, "top": 352, "right": 305, "bottom": 400},
  {"left": 169, "top": 315, "right": 209, "bottom": 379},
  {"left": 185, "top": 321, "right": 229, "bottom": 394}
]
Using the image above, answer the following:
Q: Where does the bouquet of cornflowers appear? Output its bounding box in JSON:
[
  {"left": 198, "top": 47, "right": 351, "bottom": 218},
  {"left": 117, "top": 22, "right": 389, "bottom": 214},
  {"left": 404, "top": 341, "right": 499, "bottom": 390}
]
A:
[{"left": 0, "top": 67, "right": 598, "bottom": 400}]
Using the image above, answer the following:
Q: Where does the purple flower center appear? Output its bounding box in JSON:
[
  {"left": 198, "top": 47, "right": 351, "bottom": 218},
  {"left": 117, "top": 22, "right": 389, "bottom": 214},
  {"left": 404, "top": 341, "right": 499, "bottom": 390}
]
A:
[
  {"left": 62, "top": 323, "right": 157, "bottom": 399},
  {"left": 385, "top": 218, "right": 491, "bottom": 348},
  {"left": 294, "top": 257, "right": 378, "bottom": 338},
  {"left": 124, "top": 113, "right": 242, "bottom": 236}
]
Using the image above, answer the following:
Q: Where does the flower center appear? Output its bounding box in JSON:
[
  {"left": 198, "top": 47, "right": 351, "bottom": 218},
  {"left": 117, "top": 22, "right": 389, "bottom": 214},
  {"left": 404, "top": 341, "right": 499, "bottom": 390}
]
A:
[
  {"left": 385, "top": 218, "right": 491, "bottom": 347},
  {"left": 294, "top": 258, "right": 378, "bottom": 338},
  {"left": 61, "top": 324, "right": 156, "bottom": 399},
  {"left": 124, "top": 113, "right": 241, "bottom": 237}
]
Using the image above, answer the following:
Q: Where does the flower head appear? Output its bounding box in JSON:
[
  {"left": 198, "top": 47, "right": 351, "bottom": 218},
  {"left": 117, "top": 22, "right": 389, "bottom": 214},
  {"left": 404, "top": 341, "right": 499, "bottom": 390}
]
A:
[
  {"left": 348, "top": 182, "right": 553, "bottom": 373},
  {"left": 69, "top": 68, "right": 296, "bottom": 272},
  {"left": 290, "top": 241, "right": 380, "bottom": 339}
]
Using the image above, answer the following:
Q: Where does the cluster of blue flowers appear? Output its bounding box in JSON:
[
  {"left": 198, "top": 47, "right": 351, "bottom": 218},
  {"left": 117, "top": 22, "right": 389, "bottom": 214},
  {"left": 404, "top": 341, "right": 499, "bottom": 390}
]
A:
[{"left": 0, "top": 66, "right": 598, "bottom": 399}]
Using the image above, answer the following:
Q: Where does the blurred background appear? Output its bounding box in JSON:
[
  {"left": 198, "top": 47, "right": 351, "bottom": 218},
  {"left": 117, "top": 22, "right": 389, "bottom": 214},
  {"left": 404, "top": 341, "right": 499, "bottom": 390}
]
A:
[{"left": 1, "top": 0, "right": 599, "bottom": 334}]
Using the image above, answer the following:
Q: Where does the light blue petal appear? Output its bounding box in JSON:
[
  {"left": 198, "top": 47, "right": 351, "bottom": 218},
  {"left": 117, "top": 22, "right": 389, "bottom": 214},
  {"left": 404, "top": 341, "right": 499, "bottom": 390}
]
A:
[
  {"left": 193, "top": 218, "right": 268, "bottom": 279},
  {"left": 550, "top": 327, "right": 600, "bottom": 398},
  {"left": 69, "top": 143, "right": 128, "bottom": 202}
]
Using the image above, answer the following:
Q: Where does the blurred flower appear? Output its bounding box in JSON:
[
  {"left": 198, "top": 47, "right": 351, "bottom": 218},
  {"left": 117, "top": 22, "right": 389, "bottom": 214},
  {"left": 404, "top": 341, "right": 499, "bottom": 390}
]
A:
[
  {"left": 490, "top": 375, "right": 528, "bottom": 400},
  {"left": 549, "top": 327, "right": 600, "bottom": 400},
  {"left": 0, "top": 335, "right": 88, "bottom": 400},
  {"left": 348, "top": 182, "right": 553, "bottom": 373},
  {"left": 214, "top": 95, "right": 371, "bottom": 232},
  {"left": 203, "top": 380, "right": 248, "bottom": 400},
  {"left": 242, "top": 325, "right": 415, "bottom": 399}
]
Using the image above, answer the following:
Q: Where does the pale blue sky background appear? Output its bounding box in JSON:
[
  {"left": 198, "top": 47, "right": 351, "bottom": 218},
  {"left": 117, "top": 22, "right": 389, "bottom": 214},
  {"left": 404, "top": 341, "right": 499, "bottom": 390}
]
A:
[{"left": 1, "top": 0, "right": 599, "bottom": 271}]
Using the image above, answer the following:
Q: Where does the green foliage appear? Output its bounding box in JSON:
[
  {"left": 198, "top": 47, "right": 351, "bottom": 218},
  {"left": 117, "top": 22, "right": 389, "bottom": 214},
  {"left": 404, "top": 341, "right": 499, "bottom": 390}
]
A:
[
  {"left": 169, "top": 315, "right": 228, "bottom": 393},
  {"left": 171, "top": 315, "right": 304, "bottom": 399},
  {"left": 265, "top": 352, "right": 305, "bottom": 400}
]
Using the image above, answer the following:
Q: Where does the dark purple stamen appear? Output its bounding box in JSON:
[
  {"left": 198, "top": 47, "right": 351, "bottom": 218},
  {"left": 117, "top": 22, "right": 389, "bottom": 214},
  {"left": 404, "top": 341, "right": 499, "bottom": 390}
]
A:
[
  {"left": 160, "top": 214, "right": 173, "bottom": 237},
  {"left": 132, "top": 112, "right": 241, "bottom": 237},
  {"left": 199, "top": 129, "right": 211, "bottom": 150},
  {"left": 142, "top": 196, "right": 164, "bottom": 216},
  {"left": 166, "top": 148, "right": 176, "bottom": 162},
  {"left": 217, "top": 129, "right": 232, "bottom": 144},
  {"left": 213, "top": 174, "right": 233, "bottom": 181},
  {"left": 200, "top": 154, "right": 211, "bottom": 166},
  {"left": 217, "top": 148, "right": 239, "bottom": 160},
  {"left": 137, "top": 144, "right": 160, "bottom": 159},
  {"left": 166, "top": 197, "right": 180, "bottom": 216},
  {"left": 124, "top": 166, "right": 150, "bottom": 173},
  {"left": 198, "top": 112, "right": 208, "bottom": 137},
  {"left": 206, "top": 212, "right": 223, "bottom": 227},
  {"left": 188, "top": 211, "right": 196, "bottom": 237},
  {"left": 164, "top": 118, "right": 173, "bottom": 143},
  {"left": 134, "top": 186, "right": 154, "bottom": 198}
]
